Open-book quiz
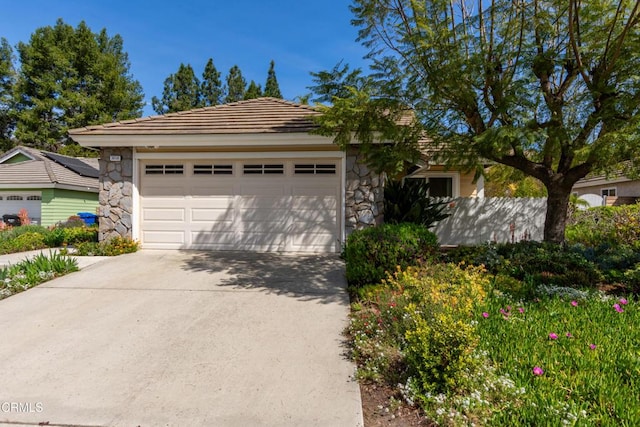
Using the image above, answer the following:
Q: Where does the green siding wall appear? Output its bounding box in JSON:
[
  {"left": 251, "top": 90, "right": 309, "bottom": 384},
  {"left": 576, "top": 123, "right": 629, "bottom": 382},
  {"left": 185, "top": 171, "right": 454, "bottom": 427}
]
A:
[
  {"left": 3, "top": 153, "right": 32, "bottom": 164},
  {"left": 41, "top": 189, "right": 99, "bottom": 227}
]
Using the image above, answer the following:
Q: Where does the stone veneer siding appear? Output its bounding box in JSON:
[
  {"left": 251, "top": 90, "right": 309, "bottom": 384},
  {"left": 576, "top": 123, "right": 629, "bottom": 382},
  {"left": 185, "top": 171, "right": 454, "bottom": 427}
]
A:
[
  {"left": 345, "top": 149, "right": 385, "bottom": 235},
  {"left": 98, "top": 147, "right": 133, "bottom": 241}
]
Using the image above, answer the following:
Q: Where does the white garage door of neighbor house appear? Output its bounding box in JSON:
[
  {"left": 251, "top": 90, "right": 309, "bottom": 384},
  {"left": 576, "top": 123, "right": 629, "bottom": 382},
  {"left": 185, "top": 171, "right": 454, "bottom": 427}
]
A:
[
  {"left": 0, "top": 192, "right": 42, "bottom": 224},
  {"left": 140, "top": 159, "right": 341, "bottom": 252}
]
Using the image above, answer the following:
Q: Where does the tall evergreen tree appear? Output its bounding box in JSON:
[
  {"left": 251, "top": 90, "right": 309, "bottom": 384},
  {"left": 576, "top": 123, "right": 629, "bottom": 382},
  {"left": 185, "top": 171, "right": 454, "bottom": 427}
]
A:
[
  {"left": 14, "top": 19, "right": 144, "bottom": 149},
  {"left": 0, "top": 37, "right": 16, "bottom": 151},
  {"left": 263, "top": 60, "right": 282, "bottom": 98},
  {"left": 151, "top": 63, "right": 201, "bottom": 114},
  {"left": 244, "top": 80, "right": 262, "bottom": 100},
  {"left": 225, "top": 65, "right": 246, "bottom": 103},
  {"left": 200, "top": 58, "right": 223, "bottom": 106}
]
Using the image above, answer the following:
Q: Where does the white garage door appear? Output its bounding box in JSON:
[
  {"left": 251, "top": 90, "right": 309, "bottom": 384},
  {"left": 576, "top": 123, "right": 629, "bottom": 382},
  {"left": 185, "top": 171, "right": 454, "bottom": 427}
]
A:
[
  {"left": 140, "top": 159, "right": 341, "bottom": 252},
  {"left": 0, "top": 192, "right": 42, "bottom": 225}
]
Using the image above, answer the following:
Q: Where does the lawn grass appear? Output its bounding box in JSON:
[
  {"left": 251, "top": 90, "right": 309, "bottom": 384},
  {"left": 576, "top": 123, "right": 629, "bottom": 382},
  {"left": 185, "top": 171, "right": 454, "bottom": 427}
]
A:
[{"left": 478, "top": 294, "right": 639, "bottom": 426}]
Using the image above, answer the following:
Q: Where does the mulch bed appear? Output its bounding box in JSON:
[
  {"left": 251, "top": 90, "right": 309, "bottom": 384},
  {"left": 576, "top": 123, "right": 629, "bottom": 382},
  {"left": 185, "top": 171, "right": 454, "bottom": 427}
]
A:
[{"left": 360, "top": 382, "right": 434, "bottom": 427}]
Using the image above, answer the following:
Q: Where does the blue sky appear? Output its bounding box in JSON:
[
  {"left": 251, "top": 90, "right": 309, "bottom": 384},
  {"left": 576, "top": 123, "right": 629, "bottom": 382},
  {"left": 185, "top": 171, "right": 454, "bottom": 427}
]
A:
[{"left": 0, "top": 0, "right": 370, "bottom": 116}]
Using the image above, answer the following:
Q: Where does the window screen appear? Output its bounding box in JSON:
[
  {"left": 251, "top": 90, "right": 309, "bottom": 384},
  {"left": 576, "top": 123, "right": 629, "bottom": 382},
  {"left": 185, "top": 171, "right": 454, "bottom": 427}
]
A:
[{"left": 428, "top": 177, "right": 453, "bottom": 197}]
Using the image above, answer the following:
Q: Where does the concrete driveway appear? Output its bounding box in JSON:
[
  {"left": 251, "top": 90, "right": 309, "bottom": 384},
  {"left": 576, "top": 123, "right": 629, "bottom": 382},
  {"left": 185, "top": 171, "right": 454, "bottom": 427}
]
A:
[{"left": 0, "top": 250, "right": 362, "bottom": 426}]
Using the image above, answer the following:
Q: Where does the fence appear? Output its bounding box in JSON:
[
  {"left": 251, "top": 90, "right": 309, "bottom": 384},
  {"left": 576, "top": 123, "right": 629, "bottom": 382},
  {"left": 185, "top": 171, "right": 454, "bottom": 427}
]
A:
[{"left": 432, "top": 197, "right": 547, "bottom": 246}]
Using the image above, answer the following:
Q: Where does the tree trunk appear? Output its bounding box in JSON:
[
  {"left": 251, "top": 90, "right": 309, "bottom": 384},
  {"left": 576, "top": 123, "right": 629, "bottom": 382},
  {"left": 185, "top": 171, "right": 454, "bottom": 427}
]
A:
[{"left": 543, "top": 185, "right": 572, "bottom": 243}]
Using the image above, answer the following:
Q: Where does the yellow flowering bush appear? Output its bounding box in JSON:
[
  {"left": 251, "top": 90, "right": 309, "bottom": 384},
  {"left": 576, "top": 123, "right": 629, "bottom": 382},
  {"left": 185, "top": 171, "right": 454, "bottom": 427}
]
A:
[
  {"left": 395, "top": 264, "right": 490, "bottom": 397},
  {"left": 347, "top": 263, "right": 492, "bottom": 400},
  {"left": 74, "top": 237, "right": 139, "bottom": 256}
]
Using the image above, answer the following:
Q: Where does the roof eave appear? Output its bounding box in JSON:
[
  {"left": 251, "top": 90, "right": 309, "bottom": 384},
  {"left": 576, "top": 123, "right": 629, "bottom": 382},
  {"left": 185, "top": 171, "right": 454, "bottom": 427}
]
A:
[{"left": 71, "top": 132, "right": 334, "bottom": 148}]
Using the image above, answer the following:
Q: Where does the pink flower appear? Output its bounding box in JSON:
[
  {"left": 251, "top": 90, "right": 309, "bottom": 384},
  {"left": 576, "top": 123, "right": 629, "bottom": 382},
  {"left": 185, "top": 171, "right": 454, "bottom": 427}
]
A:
[
  {"left": 482, "top": 312, "right": 489, "bottom": 318},
  {"left": 566, "top": 333, "right": 573, "bottom": 338},
  {"left": 532, "top": 366, "right": 544, "bottom": 376},
  {"left": 613, "top": 303, "right": 624, "bottom": 313},
  {"left": 589, "top": 344, "right": 597, "bottom": 350},
  {"left": 619, "top": 298, "right": 628, "bottom": 305},
  {"left": 549, "top": 333, "right": 558, "bottom": 340},
  {"left": 571, "top": 301, "right": 578, "bottom": 307},
  {"left": 518, "top": 307, "right": 525, "bottom": 314},
  {"left": 500, "top": 308, "right": 510, "bottom": 318}
]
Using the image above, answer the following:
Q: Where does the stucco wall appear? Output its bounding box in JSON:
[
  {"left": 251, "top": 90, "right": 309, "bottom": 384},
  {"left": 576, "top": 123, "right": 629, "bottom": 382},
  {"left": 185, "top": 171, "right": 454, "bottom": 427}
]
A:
[
  {"left": 98, "top": 148, "right": 133, "bottom": 241},
  {"left": 573, "top": 180, "right": 640, "bottom": 198}
]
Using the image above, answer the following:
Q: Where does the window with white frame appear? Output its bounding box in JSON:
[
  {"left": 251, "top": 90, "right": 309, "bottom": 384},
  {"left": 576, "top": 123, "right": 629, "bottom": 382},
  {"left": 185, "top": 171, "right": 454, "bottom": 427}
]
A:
[
  {"left": 404, "top": 173, "right": 458, "bottom": 197},
  {"left": 601, "top": 187, "right": 617, "bottom": 197}
]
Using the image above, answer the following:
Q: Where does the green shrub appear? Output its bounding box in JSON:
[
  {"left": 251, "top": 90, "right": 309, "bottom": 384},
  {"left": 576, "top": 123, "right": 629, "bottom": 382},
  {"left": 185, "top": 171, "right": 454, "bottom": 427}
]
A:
[
  {"left": 444, "top": 243, "right": 505, "bottom": 273},
  {"left": 0, "top": 225, "right": 48, "bottom": 242},
  {"left": 566, "top": 204, "right": 640, "bottom": 247},
  {"left": 344, "top": 223, "right": 439, "bottom": 289},
  {"left": 383, "top": 178, "right": 450, "bottom": 227},
  {"left": 501, "top": 241, "right": 603, "bottom": 289},
  {"left": 0, "top": 232, "right": 47, "bottom": 254},
  {"left": 74, "top": 237, "right": 139, "bottom": 256},
  {"left": 56, "top": 215, "right": 86, "bottom": 228},
  {"left": 622, "top": 264, "right": 640, "bottom": 294},
  {"left": 43, "top": 226, "right": 98, "bottom": 247}
]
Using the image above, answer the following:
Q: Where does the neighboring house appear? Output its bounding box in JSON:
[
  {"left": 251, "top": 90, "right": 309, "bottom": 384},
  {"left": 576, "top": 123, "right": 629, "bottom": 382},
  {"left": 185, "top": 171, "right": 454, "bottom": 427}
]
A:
[
  {"left": 0, "top": 146, "right": 99, "bottom": 226},
  {"left": 572, "top": 171, "right": 639, "bottom": 207},
  {"left": 69, "top": 97, "right": 482, "bottom": 252}
]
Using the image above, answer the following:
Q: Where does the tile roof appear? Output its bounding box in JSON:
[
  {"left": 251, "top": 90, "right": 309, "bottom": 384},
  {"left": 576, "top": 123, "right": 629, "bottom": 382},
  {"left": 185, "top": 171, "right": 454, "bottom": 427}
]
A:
[
  {"left": 69, "top": 97, "right": 321, "bottom": 136},
  {"left": 0, "top": 146, "right": 98, "bottom": 191}
]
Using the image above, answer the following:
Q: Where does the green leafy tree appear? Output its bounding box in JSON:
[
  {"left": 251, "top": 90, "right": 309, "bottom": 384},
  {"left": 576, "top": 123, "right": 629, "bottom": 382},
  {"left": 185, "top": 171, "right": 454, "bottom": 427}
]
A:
[
  {"left": 14, "top": 19, "right": 144, "bottom": 149},
  {"left": 200, "top": 58, "right": 223, "bottom": 106},
  {"left": 313, "top": 1, "right": 640, "bottom": 243},
  {"left": 263, "top": 60, "right": 282, "bottom": 98},
  {"left": 0, "top": 37, "right": 16, "bottom": 151},
  {"left": 225, "top": 65, "right": 246, "bottom": 103},
  {"left": 309, "top": 63, "right": 424, "bottom": 177},
  {"left": 485, "top": 164, "right": 547, "bottom": 198},
  {"left": 151, "top": 63, "right": 202, "bottom": 114},
  {"left": 244, "top": 80, "right": 262, "bottom": 100}
]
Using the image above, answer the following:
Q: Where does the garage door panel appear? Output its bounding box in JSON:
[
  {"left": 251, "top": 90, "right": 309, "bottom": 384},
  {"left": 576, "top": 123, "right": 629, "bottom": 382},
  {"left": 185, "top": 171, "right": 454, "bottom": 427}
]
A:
[
  {"left": 291, "top": 196, "right": 337, "bottom": 210},
  {"left": 190, "top": 185, "right": 235, "bottom": 197},
  {"left": 191, "top": 208, "right": 234, "bottom": 222},
  {"left": 191, "top": 231, "right": 238, "bottom": 248},
  {"left": 142, "top": 186, "right": 186, "bottom": 197},
  {"left": 140, "top": 159, "right": 340, "bottom": 252},
  {"left": 143, "top": 208, "right": 185, "bottom": 221},
  {"left": 238, "top": 184, "right": 286, "bottom": 196},
  {"left": 238, "top": 233, "right": 286, "bottom": 251},
  {"left": 290, "top": 232, "right": 336, "bottom": 248},
  {"left": 143, "top": 230, "right": 185, "bottom": 244},
  {"left": 239, "top": 207, "right": 289, "bottom": 223}
]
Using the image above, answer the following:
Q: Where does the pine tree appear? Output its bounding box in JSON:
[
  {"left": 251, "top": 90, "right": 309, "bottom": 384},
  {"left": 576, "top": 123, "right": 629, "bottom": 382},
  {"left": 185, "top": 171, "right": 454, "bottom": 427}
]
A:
[
  {"left": 0, "top": 37, "right": 16, "bottom": 151},
  {"left": 151, "top": 63, "right": 201, "bottom": 114},
  {"left": 225, "top": 65, "right": 246, "bottom": 103},
  {"left": 200, "top": 58, "right": 223, "bottom": 106},
  {"left": 244, "top": 80, "right": 262, "bottom": 100},
  {"left": 263, "top": 60, "right": 282, "bottom": 98},
  {"left": 14, "top": 19, "right": 144, "bottom": 149}
]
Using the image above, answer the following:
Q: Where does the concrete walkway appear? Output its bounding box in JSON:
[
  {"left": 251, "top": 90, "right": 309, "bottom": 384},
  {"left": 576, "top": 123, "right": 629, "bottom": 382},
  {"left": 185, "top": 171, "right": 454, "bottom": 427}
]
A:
[{"left": 0, "top": 250, "right": 363, "bottom": 426}]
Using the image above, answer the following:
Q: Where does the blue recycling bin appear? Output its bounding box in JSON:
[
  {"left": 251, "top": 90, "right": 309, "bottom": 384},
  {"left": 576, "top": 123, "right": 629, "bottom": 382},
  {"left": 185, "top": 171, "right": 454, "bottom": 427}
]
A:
[{"left": 77, "top": 212, "right": 98, "bottom": 226}]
